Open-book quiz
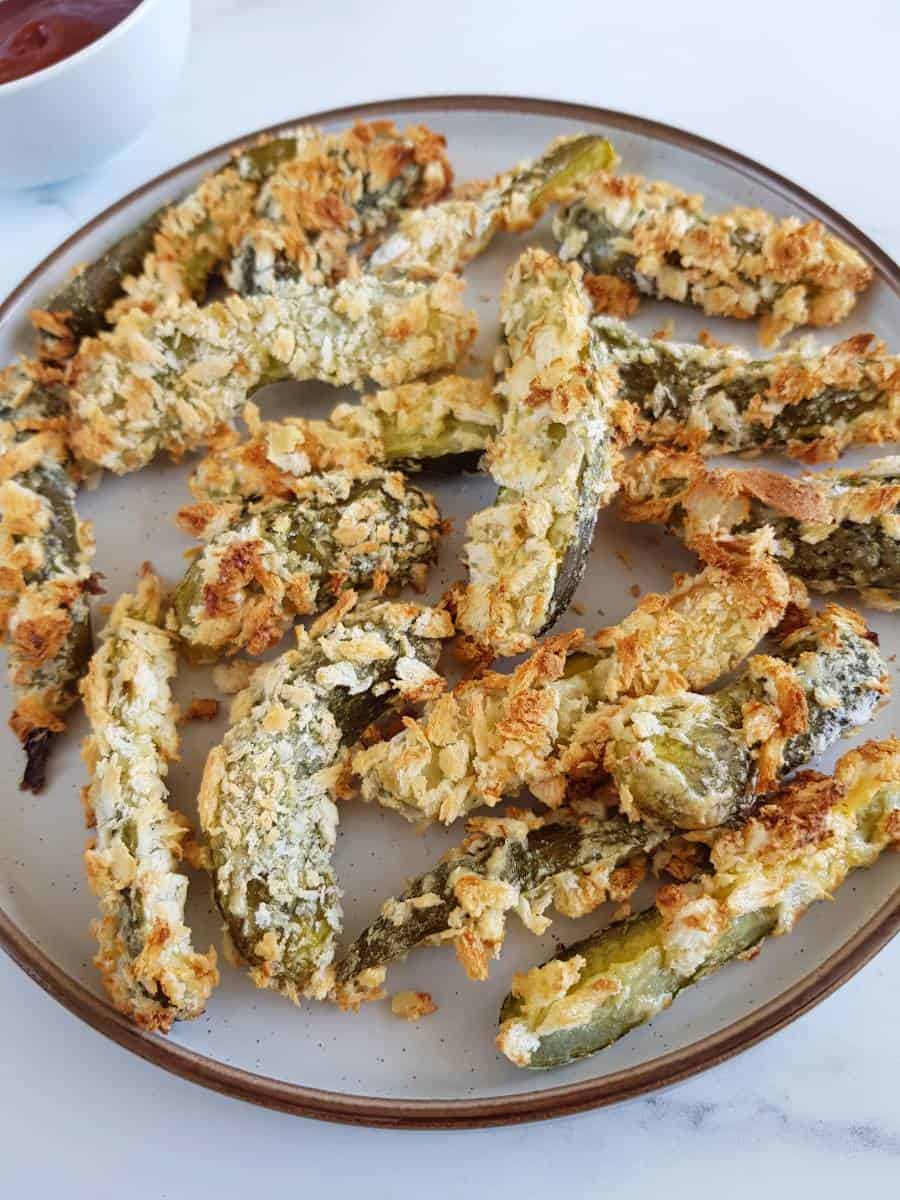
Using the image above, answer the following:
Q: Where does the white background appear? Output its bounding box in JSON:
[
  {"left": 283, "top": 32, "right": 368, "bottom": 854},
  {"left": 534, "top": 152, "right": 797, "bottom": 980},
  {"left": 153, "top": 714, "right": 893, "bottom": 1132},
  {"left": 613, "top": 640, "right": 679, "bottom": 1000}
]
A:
[{"left": 0, "top": 1, "right": 897, "bottom": 1194}]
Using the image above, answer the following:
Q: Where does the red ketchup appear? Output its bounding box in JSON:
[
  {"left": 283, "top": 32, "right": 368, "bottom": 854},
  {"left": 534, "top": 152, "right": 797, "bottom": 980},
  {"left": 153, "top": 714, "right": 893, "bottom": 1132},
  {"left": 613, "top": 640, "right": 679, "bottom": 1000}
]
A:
[{"left": 0, "top": 0, "right": 141, "bottom": 85}]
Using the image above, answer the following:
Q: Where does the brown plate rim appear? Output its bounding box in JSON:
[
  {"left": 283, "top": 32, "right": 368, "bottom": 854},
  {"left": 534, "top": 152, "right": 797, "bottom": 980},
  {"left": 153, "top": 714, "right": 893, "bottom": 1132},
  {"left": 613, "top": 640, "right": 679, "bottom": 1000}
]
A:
[{"left": 0, "top": 94, "right": 897, "bottom": 1129}]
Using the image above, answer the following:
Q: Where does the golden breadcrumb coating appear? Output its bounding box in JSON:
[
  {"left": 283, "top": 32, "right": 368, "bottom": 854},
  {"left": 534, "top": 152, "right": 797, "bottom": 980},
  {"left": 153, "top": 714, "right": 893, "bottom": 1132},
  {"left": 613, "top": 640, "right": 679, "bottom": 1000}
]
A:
[
  {"left": 453, "top": 249, "right": 626, "bottom": 658},
  {"left": 177, "top": 374, "right": 498, "bottom": 539},
  {"left": 0, "top": 359, "right": 98, "bottom": 788},
  {"left": 170, "top": 468, "right": 442, "bottom": 659},
  {"left": 226, "top": 121, "right": 452, "bottom": 292},
  {"left": 619, "top": 449, "right": 900, "bottom": 609},
  {"left": 68, "top": 274, "right": 477, "bottom": 475},
  {"left": 369, "top": 134, "right": 615, "bottom": 280},
  {"left": 596, "top": 603, "right": 888, "bottom": 829},
  {"left": 80, "top": 568, "right": 218, "bottom": 1031},
  {"left": 353, "top": 557, "right": 792, "bottom": 824},
  {"left": 331, "top": 798, "right": 656, "bottom": 1010},
  {"left": 177, "top": 402, "right": 379, "bottom": 538},
  {"left": 592, "top": 318, "right": 899, "bottom": 464},
  {"left": 557, "top": 173, "right": 873, "bottom": 344},
  {"left": 656, "top": 738, "right": 900, "bottom": 972},
  {"left": 198, "top": 597, "right": 452, "bottom": 1003},
  {"left": 390, "top": 991, "right": 438, "bottom": 1020},
  {"left": 102, "top": 121, "right": 452, "bottom": 322},
  {"left": 333, "top": 373, "right": 501, "bottom": 464}
]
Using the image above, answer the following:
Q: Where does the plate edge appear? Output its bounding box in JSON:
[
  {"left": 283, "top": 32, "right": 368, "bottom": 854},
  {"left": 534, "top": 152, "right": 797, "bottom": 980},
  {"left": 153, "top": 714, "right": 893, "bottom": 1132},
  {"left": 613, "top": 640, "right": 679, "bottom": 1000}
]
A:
[{"left": 0, "top": 93, "right": 897, "bottom": 1128}]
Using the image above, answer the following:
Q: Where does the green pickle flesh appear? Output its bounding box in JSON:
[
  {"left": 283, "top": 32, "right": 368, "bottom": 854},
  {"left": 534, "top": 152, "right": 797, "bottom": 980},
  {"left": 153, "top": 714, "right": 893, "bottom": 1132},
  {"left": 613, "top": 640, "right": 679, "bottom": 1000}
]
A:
[
  {"left": 608, "top": 610, "right": 886, "bottom": 829},
  {"left": 336, "top": 813, "right": 666, "bottom": 986},
  {"left": 171, "top": 472, "right": 440, "bottom": 660},
  {"left": 202, "top": 603, "right": 447, "bottom": 999},
  {"left": 500, "top": 906, "right": 777, "bottom": 1069}
]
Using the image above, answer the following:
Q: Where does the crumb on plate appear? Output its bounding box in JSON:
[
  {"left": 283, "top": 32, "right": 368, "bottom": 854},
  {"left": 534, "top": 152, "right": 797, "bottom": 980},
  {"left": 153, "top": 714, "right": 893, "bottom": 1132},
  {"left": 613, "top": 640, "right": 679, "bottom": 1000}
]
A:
[{"left": 391, "top": 990, "right": 438, "bottom": 1020}]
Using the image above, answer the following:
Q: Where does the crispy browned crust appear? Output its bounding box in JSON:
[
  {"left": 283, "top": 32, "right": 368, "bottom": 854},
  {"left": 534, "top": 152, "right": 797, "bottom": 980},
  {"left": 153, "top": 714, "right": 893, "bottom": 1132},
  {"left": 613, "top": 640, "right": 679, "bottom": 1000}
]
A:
[
  {"left": 231, "top": 121, "right": 453, "bottom": 288},
  {"left": 558, "top": 556, "right": 796, "bottom": 795},
  {"left": 575, "top": 172, "right": 873, "bottom": 343},
  {"left": 0, "top": 361, "right": 100, "bottom": 779},
  {"left": 108, "top": 167, "right": 258, "bottom": 320},
  {"left": 95, "top": 122, "right": 453, "bottom": 328},
  {"left": 626, "top": 332, "right": 900, "bottom": 464},
  {"left": 390, "top": 990, "right": 438, "bottom": 1020},
  {"left": 354, "top": 557, "right": 792, "bottom": 823},
  {"left": 657, "top": 738, "right": 900, "bottom": 956},
  {"left": 453, "top": 249, "right": 623, "bottom": 658},
  {"left": 68, "top": 273, "right": 477, "bottom": 476},
  {"left": 178, "top": 402, "right": 380, "bottom": 536},
  {"left": 80, "top": 569, "right": 218, "bottom": 1030},
  {"left": 619, "top": 448, "right": 833, "bottom": 529},
  {"left": 0, "top": 362, "right": 72, "bottom": 630},
  {"left": 619, "top": 448, "right": 900, "bottom": 594},
  {"left": 182, "top": 697, "right": 220, "bottom": 722},
  {"left": 583, "top": 272, "right": 640, "bottom": 319},
  {"left": 173, "top": 468, "right": 442, "bottom": 658}
]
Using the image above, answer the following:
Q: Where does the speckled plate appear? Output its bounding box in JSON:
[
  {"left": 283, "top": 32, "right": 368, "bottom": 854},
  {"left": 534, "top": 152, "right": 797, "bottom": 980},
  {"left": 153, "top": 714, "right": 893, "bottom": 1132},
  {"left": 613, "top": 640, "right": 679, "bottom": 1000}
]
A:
[{"left": 1, "top": 97, "right": 897, "bottom": 1128}]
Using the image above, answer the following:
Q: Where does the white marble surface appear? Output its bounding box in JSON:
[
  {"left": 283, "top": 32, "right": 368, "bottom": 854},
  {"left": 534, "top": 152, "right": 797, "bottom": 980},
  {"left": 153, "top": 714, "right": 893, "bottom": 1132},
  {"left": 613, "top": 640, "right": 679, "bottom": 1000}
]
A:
[{"left": 0, "top": 0, "right": 897, "bottom": 1192}]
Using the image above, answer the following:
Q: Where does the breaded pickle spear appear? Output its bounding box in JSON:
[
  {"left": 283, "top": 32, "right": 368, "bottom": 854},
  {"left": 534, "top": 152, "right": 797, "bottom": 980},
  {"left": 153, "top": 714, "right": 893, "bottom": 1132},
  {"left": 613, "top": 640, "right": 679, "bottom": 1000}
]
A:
[
  {"left": 497, "top": 739, "right": 900, "bottom": 1069},
  {"left": 555, "top": 173, "right": 873, "bottom": 344},
  {"left": 226, "top": 120, "right": 452, "bottom": 293},
  {"left": 171, "top": 468, "right": 442, "bottom": 659},
  {"left": 593, "top": 317, "right": 899, "bottom": 463},
  {"left": 454, "top": 249, "right": 624, "bottom": 658},
  {"left": 176, "top": 375, "right": 500, "bottom": 538},
  {"left": 180, "top": 311, "right": 900, "bottom": 499},
  {"left": 620, "top": 449, "right": 900, "bottom": 610},
  {"left": 353, "top": 557, "right": 792, "bottom": 824},
  {"left": 0, "top": 361, "right": 98, "bottom": 791},
  {"left": 369, "top": 135, "right": 616, "bottom": 280},
  {"left": 333, "top": 803, "right": 666, "bottom": 1008},
  {"left": 80, "top": 568, "right": 218, "bottom": 1032},
  {"left": 68, "top": 273, "right": 477, "bottom": 475},
  {"left": 62, "top": 122, "right": 451, "bottom": 337},
  {"left": 600, "top": 604, "right": 888, "bottom": 829},
  {"left": 198, "top": 596, "right": 452, "bottom": 1002},
  {"left": 31, "top": 126, "right": 296, "bottom": 357}
]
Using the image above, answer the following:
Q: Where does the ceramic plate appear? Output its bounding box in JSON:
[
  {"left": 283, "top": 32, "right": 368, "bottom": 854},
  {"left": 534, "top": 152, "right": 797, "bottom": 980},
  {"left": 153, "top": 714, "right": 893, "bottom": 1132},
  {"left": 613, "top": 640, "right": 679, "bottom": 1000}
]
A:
[{"left": 1, "top": 97, "right": 897, "bottom": 1127}]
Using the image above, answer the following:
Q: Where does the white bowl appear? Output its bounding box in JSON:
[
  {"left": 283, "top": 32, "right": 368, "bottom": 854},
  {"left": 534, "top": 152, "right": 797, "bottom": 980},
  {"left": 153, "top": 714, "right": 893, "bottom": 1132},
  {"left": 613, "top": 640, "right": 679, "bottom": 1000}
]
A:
[{"left": 0, "top": 0, "right": 190, "bottom": 189}]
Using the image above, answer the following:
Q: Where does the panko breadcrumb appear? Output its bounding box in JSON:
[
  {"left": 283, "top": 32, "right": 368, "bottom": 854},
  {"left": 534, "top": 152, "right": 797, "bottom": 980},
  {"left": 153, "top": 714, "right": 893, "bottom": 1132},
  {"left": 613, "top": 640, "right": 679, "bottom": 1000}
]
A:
[
  {"left": 453, "top": 249, "right": 625, "bottom": 658},
  {"left": 0, "top": 359, "right": 98, "bottom": 790},
  {"left": 556, "top": 173, "right": 873, "bottom": 344},
  {"left": 332, "top": 800, "right": 662, "bottom": 1007},
  {"left": 620, "top": 448, "right": 900, "bottom": 609},
  {"left": 354, "top": 556, "right": 792, "bottom": 824},
  {"left": 226, "top": 121, "right": 452, "bottom": 293},
  {"left": 390, "top": 991, "right": 438, "bottom": 1020},
  {"left": 592, "top": 316, "right": 899, "bottom": 463},
  {"left": 198, "top": 596, "right": 452, "bottom": 1004},
  {"left": 170, "top": 468, "right": 442, "bottom": 659},
  {"left": 370, "top": 134, "right": 616, "bottom": 280},
  {"left": 80, "top": 567, "right": 218, "bottom": 1032}
]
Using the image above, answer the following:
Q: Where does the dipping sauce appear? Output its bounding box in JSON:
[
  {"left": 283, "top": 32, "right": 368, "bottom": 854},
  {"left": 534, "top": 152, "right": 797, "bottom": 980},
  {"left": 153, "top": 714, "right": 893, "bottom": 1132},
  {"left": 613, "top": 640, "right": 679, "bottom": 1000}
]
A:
[{"left": 0, "top": 0, "right": 141, "bottom": 85}]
